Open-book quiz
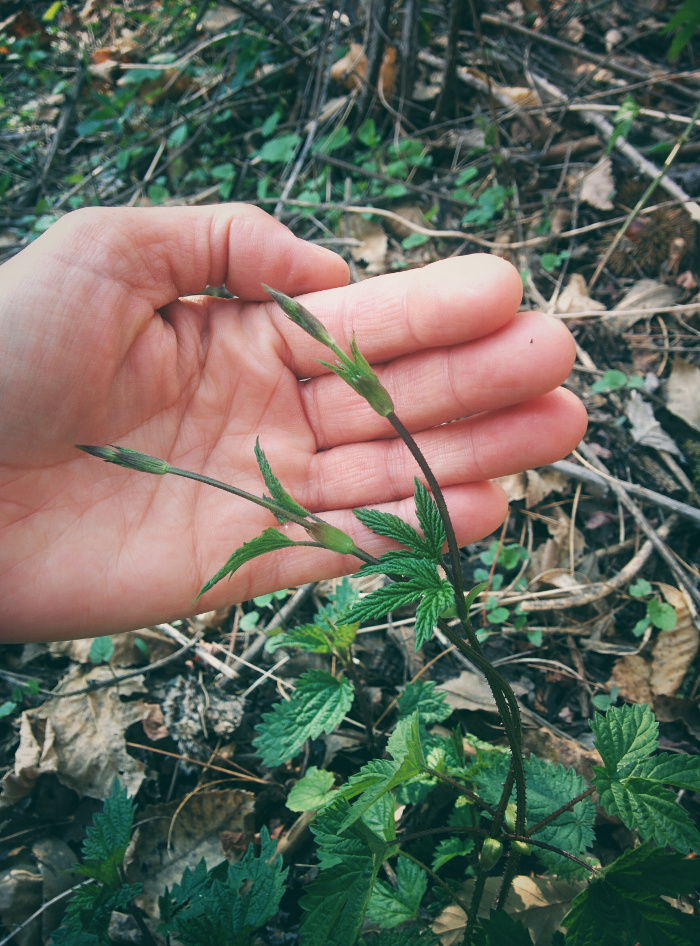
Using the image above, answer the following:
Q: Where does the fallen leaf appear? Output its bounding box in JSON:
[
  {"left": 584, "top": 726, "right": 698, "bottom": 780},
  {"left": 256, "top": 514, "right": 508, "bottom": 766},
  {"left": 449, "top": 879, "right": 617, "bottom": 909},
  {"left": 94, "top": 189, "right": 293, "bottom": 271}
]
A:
[
  {"left": 650, "top": 584, "right": 699, "bottom": 697},
  {"left": 606, "top": 278, "right": 682, "bottom": 330},
  {"left": 125, "top": 789, "right": 255, "bottom": 915},
  {"left": 436, "top": 669, "right": 527, "bottom": 713},
  {"left": 666, "top": 358, "right": 700, "bottom": 433},
  {"left": 608, "top": 654, "right": 653, "bottom": 705},
  {"left": 579, "top": 156, "right": 615, "bottom": 210},
  {"left": 555, "top": 273, "right": 606, "bottom": 314},
  {"left": 625, "top": 390, "right": 682, "bottom": 456},
  {"left": 348, "top": 216, "right": 388, "bottom": 274},
  {"left": 496, "top": 469, "right": 569, "bottom": 508},
  {"left": 0, "top": 666, "right": 147, "bottom": 806},
  {"left": 522, "top": 727, "right": 602, "bottom": 782},
  {"left": 433, "top": 875, "right": 584, "bottom": 946}
]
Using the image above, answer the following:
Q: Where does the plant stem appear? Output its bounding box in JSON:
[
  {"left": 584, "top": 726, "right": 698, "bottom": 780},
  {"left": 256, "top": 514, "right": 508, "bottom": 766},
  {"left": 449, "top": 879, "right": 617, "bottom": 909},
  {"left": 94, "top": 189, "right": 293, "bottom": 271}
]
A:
[
  {"left": 385, "top": 412, "right": 481, "bottom": 651},
  {"left": 463, "top": 871, "right": 487, "bottom": 946}
]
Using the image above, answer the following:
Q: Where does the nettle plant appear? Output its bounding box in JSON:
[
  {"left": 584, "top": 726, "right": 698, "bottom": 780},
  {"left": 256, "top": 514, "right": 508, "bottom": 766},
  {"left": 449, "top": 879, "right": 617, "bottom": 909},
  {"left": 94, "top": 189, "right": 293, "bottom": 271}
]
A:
[{"left": 74, "top": 290, "right": 700, "bottom": 946}]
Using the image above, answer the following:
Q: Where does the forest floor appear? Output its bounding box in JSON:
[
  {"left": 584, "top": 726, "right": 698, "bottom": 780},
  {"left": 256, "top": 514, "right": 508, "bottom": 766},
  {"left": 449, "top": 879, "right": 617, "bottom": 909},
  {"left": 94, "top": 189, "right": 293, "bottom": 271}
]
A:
[{"left": 1, "top": 2, "right": 700, "bottom": 944}]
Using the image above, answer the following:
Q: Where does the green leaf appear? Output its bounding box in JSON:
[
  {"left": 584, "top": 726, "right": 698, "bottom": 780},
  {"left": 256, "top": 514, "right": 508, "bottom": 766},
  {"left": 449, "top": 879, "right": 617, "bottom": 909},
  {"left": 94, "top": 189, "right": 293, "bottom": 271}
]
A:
[
  {"left": 474, "top": 910, "right": 534, "bottom": 946},
  {"left": 314, "top": 126, "right": 351, "bottom": 154},
  {"left": 89, "top": 636, "right": 113, "bottom": 665},
  {"left": 54, "top": 881, "right": 141, "bottom": 945},
  {"left": 647, "top": 598, "right": 677, "bottom": 630},
  {"left": 300, "top": 799, "right": 383, "bottom": 945},
  {"left": 261, "top": 108, "right": 281, "bottom": 137},
  {"left": 344, "top": 579, "right": 433, "bottom": 624},
  {"left": 168, "top": 826, "right": 288, "bottom": 946},
  {"left": 413, "top": 479, "right": 447, "bottom": 560},
  {"left": 194, "top": 528, "right": 299, "bottom": 602},
  {"left": 629, "top": 579, "right": 653, "bottom": 598},
  {"left": 524, "top": 756, "right": 595, "bottom": 875},
  {"left": 366, "top": 857, "right": 427, "bottom": 928},
  {"left": 254, "top": 438, "right": 309, "bottom": 520},
  {"left": 592, "top": 705, "right": 700, "bottom": 852},
  {"left": 397, "top": 681, "right": 451, "bottom": 724},
  {"left": 432, "top": 834, "right": 474, "bottom": 871},
  {"left": 0, "top": 700, "right": 18, "bottom": 719},
  {"left": 486, "top": 606, "right": 510, "bottom": 624},
  {"left": 358, "top": 118, "right": 380, "bottom": 148},
  {"left": 254, "top": 670, "right": 354, "bottom": 766},
  {"left": 562, "top": 845, "right": 700, "bottom": 946},
  {"left": 591, "top": 369, "right": 628, "bottom": 393},
  {"left": 590, "top": 703, "right": 658, "bottom": 776},
  {"left": 353, "top": 506, "right": 431, "bottom": 557},
  {"left": 402, "top": 232, "right": 429, "bottom": 249},
  {"left": 287, "top": 767, "right": 338, "bottom": 812},
  {"left": 364, "top": 931, "right": 440, "bottom": 946},
  {"left": 257, "top": 133, "right": 301, "bottom": 163},
  {"left": 78, "top": 779, "right": 135, "bottom": 887},
  {"left": 414, "top": 581, "right": 454, "bottom": 649}
]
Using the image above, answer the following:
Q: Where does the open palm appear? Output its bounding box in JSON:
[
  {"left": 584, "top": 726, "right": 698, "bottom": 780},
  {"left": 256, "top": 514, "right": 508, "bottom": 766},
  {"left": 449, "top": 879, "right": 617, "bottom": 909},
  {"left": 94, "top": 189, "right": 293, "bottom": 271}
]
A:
[{"left": 0, "top": 205, "right": 586, "bottom": 640}]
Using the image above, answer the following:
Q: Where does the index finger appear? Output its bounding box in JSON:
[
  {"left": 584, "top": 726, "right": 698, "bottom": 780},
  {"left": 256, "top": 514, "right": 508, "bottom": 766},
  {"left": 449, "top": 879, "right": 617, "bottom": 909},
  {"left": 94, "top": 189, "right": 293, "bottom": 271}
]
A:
[{"left": 268, "top": 254, "right": 523, "bottom": 378}]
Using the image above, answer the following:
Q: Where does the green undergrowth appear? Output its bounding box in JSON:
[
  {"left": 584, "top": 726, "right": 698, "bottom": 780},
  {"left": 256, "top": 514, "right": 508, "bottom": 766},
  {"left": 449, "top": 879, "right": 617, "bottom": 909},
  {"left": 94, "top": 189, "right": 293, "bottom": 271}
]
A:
[{"left": 65, "top": 291, "right": 700, "bottom": 946}]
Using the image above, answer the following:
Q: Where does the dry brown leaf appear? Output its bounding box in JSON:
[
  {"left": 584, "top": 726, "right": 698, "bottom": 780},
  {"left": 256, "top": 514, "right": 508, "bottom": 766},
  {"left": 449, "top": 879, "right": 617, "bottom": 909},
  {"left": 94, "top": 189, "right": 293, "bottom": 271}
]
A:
[
  {"left": 433, "top": 875, "right": 584, "bottom": 945},
  {"left": 625, "top": 390, "right": 682, "bottom": 456},
  {"left": 522, "top": 727, "right": 602, "bottom": 782},
  {"left": 608, "top": 654, "right": 653, "bottom": 705},
  {"left": 496, "top": 468, "right": 569, "bottom": 507},
  {"left": 579, "top": 156, "right": 615, "bottom": 210},
  {"left": 125, "top": 789, "right": 255, "bottom": 915},
  {"left": 606, "top": 278, "right": 682, "bottom": 330},
  {"left": 348, "top": 216, "right": 388, "bottom": 274},
  {"left": 555, "top": 273, "right": 605, "bottom": 314},
  {"left": 436, "top": 669, "right": 527, "bottom": 713},
  {"left": 0, "top": 666, "right": 147, "bottom": 806},
  {"left": 650, "top": 583, "right": 699, "bottom": 697},
  {"left": 666, "top": 358, "right": 700, "bottom": 433}
]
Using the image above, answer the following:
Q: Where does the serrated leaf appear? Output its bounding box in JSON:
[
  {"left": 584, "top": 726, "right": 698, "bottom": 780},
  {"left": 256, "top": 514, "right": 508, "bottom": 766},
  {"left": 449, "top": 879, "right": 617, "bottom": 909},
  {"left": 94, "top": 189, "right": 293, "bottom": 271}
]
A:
[
  {"left": 158, "top": 858, "right": 210, "bottom": 928},
  {"left": 287, "top": 767, "right": 338, "bottom": 812},
  {"left": 414, "top": 580, "right": 454, "bottom": 649},
  {"left": 195, "top": 528, "right": 299, "bottom": 602},
  {"left": 590, "top": 703, "right": 658, "bottom": 776},
  {"left": 337, "top": 715, "right": 425, "bottom": 833},
  {"left": 366, "top": 930, "right": 440, "bottom": 946},
  {"left": 79, "top": 778, "right": 135, "bottom": 887},
  {"left": 301, "top": 799, "right": 383, "bottom": 945},
  {"left": 254, "top": 670, "right": 354, "bottom": 766},
  {"left": 525, "top": 756, "right": 595, "bottom": 873},
  {"left": 353, "top": 506, "right": 431, "bottom": 557},
  {"left": 397, "top": 681, "right": 452, "bottom": 724},
  {"left": 474, "top": 909, "right": 534, "bottom": 946},
  {"left": 595, "top": 773, "right": 700, "bottom": 853},
  {"left": 413, "top": 479, "right": 446, "bottom": 560},
  {"left": 344, "top": 579, "right": 431, "bottom": 624},
  {"left": 169, "top": 826, "right": 287, "bottom": 946},
  {"left": 632, "top": 751, "right": 700, "bottom": 792},
  {"left": 266, "top": 621, "right": 358, "bottom": 655},
  {"left": 366, "top": 857, "right": 427, "bottom": 928},
  {"left": 432, "top": 835, "right": 474, "bottom": 871},
  {"left": 563, "top": 844, "right": 700, "bottom": 946},
  {"left": 254, "top": 438, "right": 309, "bottom": 520}
]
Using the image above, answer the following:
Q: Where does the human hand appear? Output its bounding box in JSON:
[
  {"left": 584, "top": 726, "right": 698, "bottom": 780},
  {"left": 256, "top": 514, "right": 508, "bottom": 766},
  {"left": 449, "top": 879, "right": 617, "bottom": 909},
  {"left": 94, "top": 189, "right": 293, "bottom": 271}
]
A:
[{"left": 0, "top": 205, "right": 586, "bottom": 640}]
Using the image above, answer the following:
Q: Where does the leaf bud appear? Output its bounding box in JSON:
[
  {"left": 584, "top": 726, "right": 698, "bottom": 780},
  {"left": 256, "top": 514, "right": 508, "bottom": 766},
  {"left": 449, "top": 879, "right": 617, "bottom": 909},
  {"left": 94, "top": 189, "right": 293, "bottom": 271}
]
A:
[
  {"left": 77, "top": 444, "right": 169, "bottom": 475},
  {"left": 263, "top": 285, "right": 335, "bottom": 348},
  {"left": 479, "top": 838, "right": 504, "bottom": 871},
  {"left": 305, "top": 521, "right": 359, "bottom": 555},
  {"left": 505, "top": 803, "right": 517, "bottom": 833},
  {"left": 511, "top": 840, "right": 532, "bottom": 856}
]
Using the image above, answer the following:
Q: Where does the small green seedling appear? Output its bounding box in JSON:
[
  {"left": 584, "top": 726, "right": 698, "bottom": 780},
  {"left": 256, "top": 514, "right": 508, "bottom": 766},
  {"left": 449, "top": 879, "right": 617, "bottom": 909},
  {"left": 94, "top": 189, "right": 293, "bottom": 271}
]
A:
[
  {"left": 629, "top": 578, "right": 677, "bottom": 637},
  {"left": 591, "top": 369, "right": 645, "bottom": 394},
  {"left": 0, "top": 678, "right": 39, "bottom": 720}
]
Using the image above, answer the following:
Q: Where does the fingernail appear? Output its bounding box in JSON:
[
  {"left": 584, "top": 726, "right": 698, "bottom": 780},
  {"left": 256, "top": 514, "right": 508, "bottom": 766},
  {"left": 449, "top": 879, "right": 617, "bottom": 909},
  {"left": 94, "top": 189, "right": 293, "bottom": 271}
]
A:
[{"left": 309, "top": 242, "right": 343, "bottom": 262}]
